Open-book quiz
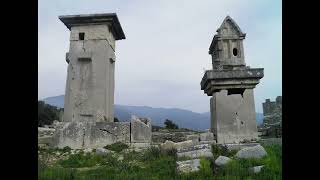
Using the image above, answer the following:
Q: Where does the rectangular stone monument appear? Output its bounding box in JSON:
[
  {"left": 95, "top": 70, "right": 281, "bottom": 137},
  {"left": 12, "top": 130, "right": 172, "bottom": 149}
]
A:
[{"left": 200, "top": 16, "right": 264, "bottom": 144}]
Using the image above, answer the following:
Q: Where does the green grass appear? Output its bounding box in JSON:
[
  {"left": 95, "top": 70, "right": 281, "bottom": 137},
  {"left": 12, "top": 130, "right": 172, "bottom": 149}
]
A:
[
  {"left": 58, "top": 151, "right": 104, "bottom": 168},
  {"left": 38, "top": 144, "right": 281, "bottom": 180},
  {"left": 215, "top": 144, "right": 282, "bottom": 180}
]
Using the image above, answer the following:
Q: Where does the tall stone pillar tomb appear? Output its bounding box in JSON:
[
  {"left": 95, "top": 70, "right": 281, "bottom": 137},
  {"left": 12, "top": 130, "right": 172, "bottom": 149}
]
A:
[
  {"left": 200, "top": 16, "right": 264, "bottom": 144},
  {"left": 60, "top": 13, "right": 126, "bottom": 123}
]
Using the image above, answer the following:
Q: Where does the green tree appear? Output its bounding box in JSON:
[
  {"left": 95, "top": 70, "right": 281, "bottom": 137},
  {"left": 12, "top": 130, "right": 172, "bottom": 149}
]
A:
[
  {"left": 164, "top": 119, "right": 179, "bottom": 129},
  {"left": 38, "top": 101, "right": 60, "bottom": 127}
]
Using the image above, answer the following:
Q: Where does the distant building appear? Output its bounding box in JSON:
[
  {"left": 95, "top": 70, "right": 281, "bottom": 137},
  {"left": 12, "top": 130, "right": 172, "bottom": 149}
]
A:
[
  {"left": 262, "top": 96, "right": 282, "bottom": 125},
  {"left": 259, "top": 96, "right": 282, "bottom": 138}
]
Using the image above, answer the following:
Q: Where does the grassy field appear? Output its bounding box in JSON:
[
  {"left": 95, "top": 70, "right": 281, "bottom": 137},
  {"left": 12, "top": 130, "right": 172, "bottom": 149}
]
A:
[{"left": 38, "top": 143, "right": 281, "bottom": 180}]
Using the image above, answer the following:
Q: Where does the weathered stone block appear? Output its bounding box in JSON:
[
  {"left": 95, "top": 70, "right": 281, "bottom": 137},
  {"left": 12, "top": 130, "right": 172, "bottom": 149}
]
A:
[
  {"left": 186, "top": 134, "right": 200, "bottom": 143},
  {"left": 160, "top": 140, "right": 176, "bottom": 150},
  {"left": 38, "top": 127, "right": 55, "bottom": 137},
  {"left": 200, "top": 132, "right": 214, "bottom": 141},
  {"left": 215, "top": 156, "right": 231, "bottom": 166},
  {"left": 223, "top": 143, "right": 260, "bottom": 151},
  {"left": 51, "top": 121, "right": 130, "bottom": 149},
  {"left": 175, "top": 140, "right": 195, "bottom": 150},
  {"left": 177, "top": 149, "right": 213, "bottom": 159},
  {"left": 177, "top": 143, "right": 211, "bottom": 153},
  {"left": 235, "top": 145, "right": 267, "bottom": 159},
  {"left": 249, "top": 165, "right": 264, "bottom": 173},
  {"left": 96, "top": 148, "right": 112, "bottom": 156},
  {"left": 177, "top": 159, "right": 200, "bottom": 173},
  {"left": 211, "top": 89, "right": 258, "bottom": 144},
  {"left": 130, "top": 116, "right": 152, "bottom": 143}
]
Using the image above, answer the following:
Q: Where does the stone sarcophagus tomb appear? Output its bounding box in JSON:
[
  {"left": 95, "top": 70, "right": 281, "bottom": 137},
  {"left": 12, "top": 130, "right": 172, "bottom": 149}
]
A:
[
  {"left": 51, "top": 13, "right": 152, "bottom": 149},
  {"left": 200, "top": 16, "right": 264, "bottom": 144}
]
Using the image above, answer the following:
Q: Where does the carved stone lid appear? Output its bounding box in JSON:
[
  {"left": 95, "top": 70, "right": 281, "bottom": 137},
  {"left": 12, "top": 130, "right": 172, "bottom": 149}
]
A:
[{"left": 59, "top": 13, "right": 126, "bottom": 40}]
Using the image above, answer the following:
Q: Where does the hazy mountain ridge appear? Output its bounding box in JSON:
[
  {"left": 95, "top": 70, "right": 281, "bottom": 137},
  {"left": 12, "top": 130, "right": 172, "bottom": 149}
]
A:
[{"left": 42, "top": 95, "right": 263, "bottom": 130}]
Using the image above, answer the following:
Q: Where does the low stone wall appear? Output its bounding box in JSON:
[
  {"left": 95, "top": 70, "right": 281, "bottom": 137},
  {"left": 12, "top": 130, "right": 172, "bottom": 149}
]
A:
[
  {"left": 38, "top": 127, "right": 55, "bottom": 137},
  {"left": 51, "top": 121, "right": 131, "bottom": 149},
  {"left": 152, "top": 131, "right": 199, "bottom": 143},
  {"left": 259, "top": 138, "right": 282, "bottom": 146},
  {"left": 49, "top": 116, "right": 152, "bottom": 149}
]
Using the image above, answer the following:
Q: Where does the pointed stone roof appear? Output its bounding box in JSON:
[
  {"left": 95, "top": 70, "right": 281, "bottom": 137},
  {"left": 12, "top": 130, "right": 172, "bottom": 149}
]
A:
[
  {"left": 216, "top": 16, "right": 245, "bottom": 37},
  {"left": 209, "top": 16, "right": 246, "bottom": 54}
]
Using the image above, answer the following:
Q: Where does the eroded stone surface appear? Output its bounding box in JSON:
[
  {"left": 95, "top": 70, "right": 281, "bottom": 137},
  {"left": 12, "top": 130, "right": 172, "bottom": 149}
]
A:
[
  {"left": 177, "top": 159, "right": 200, "bottom": 173},
  {"left": 223, "top": 143, "right": 260, "bottom": 151},
  {"left": 177, "top": 148, "right": 213, "bottom": 159},
  {"left": 215, "top": 156, "right": 231, "bottom": 166},
  {"left": 51, "top": 121, "right": 130, "bottom": 149},
  {"left": 160, "top": 140, "right": 176, "bottom": 150},
  {"left": 96, "top": 148, "right": 112, "bottom": 156},
  {"left": 200, "top": 132, "right": 214, "bottom": 141},
  {"left": 186, "top": 134, "right": 199, "bottom": 143},
  {"left": 235, "top": 145, "right": 267, "bottom": 159},
  {"left": 61, "top": 13, "right": 126, "bottom": 124},
  {"left": 130, "top": 115, "right": 152, "bottom": 143},
  {"left": 249, "top": 165, "right": 264, "bottom": 173}
]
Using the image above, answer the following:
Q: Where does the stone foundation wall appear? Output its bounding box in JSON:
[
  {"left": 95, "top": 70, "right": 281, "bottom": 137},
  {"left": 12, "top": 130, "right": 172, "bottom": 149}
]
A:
[
  {"left": 51, "top": 121, "right": 131, "bottom": 149},
  {"left": 49, "top": 116, "right": 152, "bottom": 149},
  {"left": 38, "top": 127, "right": 56, "bottom": 137},
  {"left": 152, "top": 131, "right": 199, "bottom": 143}
]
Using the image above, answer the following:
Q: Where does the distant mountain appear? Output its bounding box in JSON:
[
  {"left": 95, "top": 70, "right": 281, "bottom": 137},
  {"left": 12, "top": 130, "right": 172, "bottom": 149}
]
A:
[{"left": 41, "top": 95, "right": 263, "bottom": 131}]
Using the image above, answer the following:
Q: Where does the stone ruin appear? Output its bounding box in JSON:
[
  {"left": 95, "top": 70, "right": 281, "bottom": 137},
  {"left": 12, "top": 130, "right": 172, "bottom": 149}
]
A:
[
  {"left": 200, "top": 16, "right": 264, "bottom": 144},
  {"left": 262, "top": 96, "right": 282, "bottom": 125},
  {"left": 38, "top": 14, "right": 272, "bottom": 174},
  {"left": 45, "top": 13, "right": 152, "bottom": 149},
  {"left": 39, "top": 14, "right": 266, "bottom": 156},
  {"left": 258, "top": 96, "right": 282, "bottom": 138}
]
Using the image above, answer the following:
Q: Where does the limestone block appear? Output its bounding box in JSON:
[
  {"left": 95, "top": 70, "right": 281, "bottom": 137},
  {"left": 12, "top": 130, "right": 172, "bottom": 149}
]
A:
[
  {"left": 96, "top": 148, "right": 112, "bottom": 156},
  {"left": 38, "top": 136, "right": 53, "bottom": 145},
  {"left": 177, "top": 149, "right": 213, "bottom": 159},
  {"left": 249, "top": 165, "right": 264, "bottom": 173},
  {"left": 223, "top": 143, "right": 260, "bottom": 151},
  {"left": 199, "top": 140, "right": 216, "bottom": 145},
  {"left": 177, "top": 143, "right": 211, "bottom": 153},
  {"left": 175, "top": 140, "right": 195, "bottom": 150},
  {"left": 177, "top": 159, "right": 200, "bottom": 173},
  {"left": 89, "top": 122, "right": 130, "bottom": 148},
  {"left": 210, "top": 89, "right": 258, "bottom": 144},
  {"left": 38, "top": 127, "right": 55, "bottom": 137},
  {"left": 51, "top": 121, "right": 130, "bottom": 149},
  {"left": 200, "top": 132, "right": 214, "bottom": 141},
  {"left": 215, "top": 156, "right": 231, "bottom": 166},
  {"left": 160, "top": 140, "right": 176, "bottom": 150},
  {"left": 235, "top": 145, "right": 267, "bottom": 159},
  {"left": 51, "top": 121, "right": 88, "bottom": 149},
  {"left": 130, "top": 116, "right": 152, "bottom": 143},
  {"left": 186, "top": 134, "right": 200, "bottom": 143}
]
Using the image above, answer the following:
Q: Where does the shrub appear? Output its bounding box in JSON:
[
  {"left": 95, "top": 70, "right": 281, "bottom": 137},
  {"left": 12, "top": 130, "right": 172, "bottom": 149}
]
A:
[
  {"left": 104, "top": 142, "right": 129, "bottom": 153},
  {"left": 61, "top": 146, "right": 72, "bottom": 153},
  {"left": 164, "top": 119, "right": 179, "bottom": 129},
  {"left": 212, "top": 144, "right": 238, "bottom": 158},
  {"left": 59, "top": 152, "right": 104, "bottom": 168},
  {"left": 38, "top": 166, "right": 77, "bottom": 180}
]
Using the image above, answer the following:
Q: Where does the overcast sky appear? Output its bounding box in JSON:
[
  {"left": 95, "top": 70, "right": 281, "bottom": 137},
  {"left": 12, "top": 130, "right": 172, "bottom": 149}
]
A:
[{"left": 38, "top": 0, "right": 282, "bottom": 113}]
